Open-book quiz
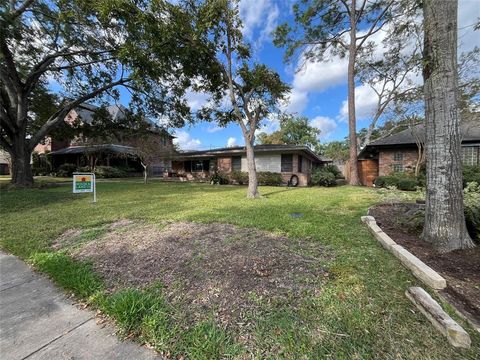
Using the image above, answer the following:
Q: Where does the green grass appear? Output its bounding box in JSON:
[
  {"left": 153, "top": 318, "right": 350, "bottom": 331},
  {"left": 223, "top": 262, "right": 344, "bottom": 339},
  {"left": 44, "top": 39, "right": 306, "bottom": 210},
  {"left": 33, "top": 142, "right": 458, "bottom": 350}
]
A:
[{"left": 1, "top": 181, "right": 478, "bottom": 359}]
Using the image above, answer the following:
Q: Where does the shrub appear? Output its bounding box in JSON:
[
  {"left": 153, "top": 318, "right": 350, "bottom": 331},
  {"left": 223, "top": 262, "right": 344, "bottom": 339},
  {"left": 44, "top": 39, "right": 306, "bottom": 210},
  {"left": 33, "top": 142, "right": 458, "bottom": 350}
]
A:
[
  {"left": 94, "top": 166, "right": 128, "bottom": 178},
  {"left": 322, "top": 164, "right": 342, "bottom": 178},
  {"left": 397, "top": 178, "right": 418, "bottom": 191},
  {"left": 463, "top": 165, "right": 480, "bottom": 186},
  {"left": 210, "top": 171, "right": 229, "bottom": 185},
  {"left": 230, "top": 171, "right": 249, "bottom": 185},
  {"left": 464, "top": 181, "right": 480, "bottom": 243},
  {"left": 57, "top": 163, "right": 77, "bottom": 177},
  {"left": 311, "top": 169, "right": 336, "bottom": 187},
  {"left": 258, "top": 172, "right": 283, "bottom": 186},
  {"left": 374, "top": 173, "right": 420, "bottom": 191}
]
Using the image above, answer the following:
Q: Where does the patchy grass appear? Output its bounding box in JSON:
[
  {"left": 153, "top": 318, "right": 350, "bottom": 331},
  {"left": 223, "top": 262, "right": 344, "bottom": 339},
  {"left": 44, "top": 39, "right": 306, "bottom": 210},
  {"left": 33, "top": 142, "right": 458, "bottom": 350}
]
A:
[{"left": 1, "top": 181, "right": 479, "bottom": 359}]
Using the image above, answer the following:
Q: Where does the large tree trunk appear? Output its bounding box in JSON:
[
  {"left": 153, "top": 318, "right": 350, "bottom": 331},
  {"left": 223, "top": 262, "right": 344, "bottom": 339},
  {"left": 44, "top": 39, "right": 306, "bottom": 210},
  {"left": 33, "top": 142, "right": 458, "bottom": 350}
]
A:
[
  {"left": 245, "top": 140, "right": 259, "bottom": 198},
  {"left": 347, "top": 0, "right": 361, "bottom": 186},
  {"left": 421, "top": 0, "right": 474, "bottom": 252},
  {"left": 10, "top": 133, "right": 34, "bottom": 186}
]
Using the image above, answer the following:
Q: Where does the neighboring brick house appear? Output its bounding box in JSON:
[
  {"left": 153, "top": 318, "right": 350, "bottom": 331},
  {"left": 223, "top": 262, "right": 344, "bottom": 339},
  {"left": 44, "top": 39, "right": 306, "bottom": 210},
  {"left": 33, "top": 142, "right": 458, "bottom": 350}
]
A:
[
  {"left": 35, "top": 103, "right": 176, "bottom": 175},
  {"left": 357, "top": 121, "right": 480, "bottom": 186},
  {"left": 171, "top": 144, "right": 330, "bottom": 186}
]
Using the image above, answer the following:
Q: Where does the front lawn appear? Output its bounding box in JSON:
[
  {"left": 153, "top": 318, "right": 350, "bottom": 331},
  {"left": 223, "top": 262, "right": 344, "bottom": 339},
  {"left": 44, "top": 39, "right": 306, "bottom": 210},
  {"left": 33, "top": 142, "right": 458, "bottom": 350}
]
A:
[{"left": 0, "top": 182, "right": 478, "bottom": 359}]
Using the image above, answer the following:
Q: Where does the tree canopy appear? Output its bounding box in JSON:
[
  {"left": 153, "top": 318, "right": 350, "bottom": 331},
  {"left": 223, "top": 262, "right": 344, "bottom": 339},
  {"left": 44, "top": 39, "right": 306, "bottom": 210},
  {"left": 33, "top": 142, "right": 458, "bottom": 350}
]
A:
[{"left": 257, "top": 114, "right": 320, "bottom": 149}]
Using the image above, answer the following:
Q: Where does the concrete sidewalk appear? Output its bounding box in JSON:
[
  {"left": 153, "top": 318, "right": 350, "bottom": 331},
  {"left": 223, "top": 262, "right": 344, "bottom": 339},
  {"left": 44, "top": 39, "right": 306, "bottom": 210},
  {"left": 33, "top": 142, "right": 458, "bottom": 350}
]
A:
[{"left": 0, "top": 252, "right": 158, "bottom": 359}]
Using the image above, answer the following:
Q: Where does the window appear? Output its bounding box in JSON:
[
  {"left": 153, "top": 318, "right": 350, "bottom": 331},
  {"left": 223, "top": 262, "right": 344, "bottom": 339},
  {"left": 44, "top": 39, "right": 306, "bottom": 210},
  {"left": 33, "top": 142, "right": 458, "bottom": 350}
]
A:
[
  {"left": 191, "top": 160, "right": 210, "bottom": 172},
  {"left": 393, "top": 153, "right": 404, "bottom": 161},
  {"left": 184, "top": 161, "right": 192, "bottom": 172},
  {"left": 298, "top": 155, "right": 303, "bottom": 173},
  {"left": 462, "top": 146, "right": 479, "bottom": 166},
  {"left": 393, "top": 164, "right": 404, "bottom": 173},
  {"left": 281, "top": 154, "right": 293, "bottom": 172},
  {"left": 232, "top": 156, "right": 242, "bottom": 171}
]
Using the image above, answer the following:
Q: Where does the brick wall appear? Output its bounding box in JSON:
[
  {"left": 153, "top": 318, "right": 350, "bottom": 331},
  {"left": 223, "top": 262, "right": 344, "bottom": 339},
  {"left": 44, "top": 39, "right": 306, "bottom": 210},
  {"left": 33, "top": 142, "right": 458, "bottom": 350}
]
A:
[{"left": 379, "top": 148, "right": 418, "bottom": 176}]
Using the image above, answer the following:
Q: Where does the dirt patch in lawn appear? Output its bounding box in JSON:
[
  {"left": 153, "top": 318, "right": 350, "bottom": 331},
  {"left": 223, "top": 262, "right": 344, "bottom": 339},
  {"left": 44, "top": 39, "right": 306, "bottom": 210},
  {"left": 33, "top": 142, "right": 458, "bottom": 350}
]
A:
[
  {"left": 369, "top": 203, "right": 480, "bottom": 325},
  {"left": 56, "top": 220, "right": 329, "bottom": 330}
]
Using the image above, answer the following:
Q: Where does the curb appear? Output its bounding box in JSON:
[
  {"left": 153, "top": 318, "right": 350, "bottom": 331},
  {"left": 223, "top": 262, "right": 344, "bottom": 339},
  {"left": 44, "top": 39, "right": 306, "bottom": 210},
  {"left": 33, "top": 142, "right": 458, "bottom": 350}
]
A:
[
  {"left": 361, "top": 216, "right": 447, "bottom": 290},
  {"left": 406, "top": 287, "right": 471, "bottom": 348}
]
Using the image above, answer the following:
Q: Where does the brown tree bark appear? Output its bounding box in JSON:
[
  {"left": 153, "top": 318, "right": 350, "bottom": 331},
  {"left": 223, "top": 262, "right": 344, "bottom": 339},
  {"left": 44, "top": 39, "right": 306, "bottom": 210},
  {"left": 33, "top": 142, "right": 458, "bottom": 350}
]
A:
[
  {"left": 421, "top": 0, "right": 474, "bottom": 252},
  {"left": 10, "top": 129, "right": 34, "bottom": 186},
  {"left": 347, "top": 0, "right": 361, "bottom": 185}
]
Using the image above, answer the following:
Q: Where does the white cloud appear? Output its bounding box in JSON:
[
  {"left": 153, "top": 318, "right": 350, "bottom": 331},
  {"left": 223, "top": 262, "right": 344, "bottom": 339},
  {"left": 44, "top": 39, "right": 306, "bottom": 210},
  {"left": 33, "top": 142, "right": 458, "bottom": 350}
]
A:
[
  {"left": 173, "top": 131, "right": 202, "bottom": 150},
  {"left": 227, "top": 137, "right": 238, "bottom": 147},
  {"left": 255, "top": 113, "right": 281, "bottom": 136},
  {"left": 339, "top": 84, "right": 378, "bottom": 121},
  {"left": 310, "top": 116, "right": 338, "bottom": 140},
  {"left": 458, "top": 0, "right": 480, "bottom": 53},
  {"left": 281, "top": 88, "right": 309, "bottom": 113},
  {"left": 293, "top": 57, "right": 349, "bottom": 94},
  {"left": 206, "top": 125, "right": 223, "bottom": 133},
  {"left": 239, "top": 0, "right": 279, "bottom": 43},
  {"left": 185, "top": 90, "right": 210, "bottom": 112}
]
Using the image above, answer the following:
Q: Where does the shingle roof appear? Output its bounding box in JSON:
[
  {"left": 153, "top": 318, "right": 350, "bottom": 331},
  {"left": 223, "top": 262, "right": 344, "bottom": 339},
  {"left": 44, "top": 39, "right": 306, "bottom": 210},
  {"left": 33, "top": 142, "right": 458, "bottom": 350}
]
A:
[
  {"left": 368, "top": 122, "right": 480, "bottom": 147},
  {"left": 176, "top": 144, "right": 330, "bottom": 162}
]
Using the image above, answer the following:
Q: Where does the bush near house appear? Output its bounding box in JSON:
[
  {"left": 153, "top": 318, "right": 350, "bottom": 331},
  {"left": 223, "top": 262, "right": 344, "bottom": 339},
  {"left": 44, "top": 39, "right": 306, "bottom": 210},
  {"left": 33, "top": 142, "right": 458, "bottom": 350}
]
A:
[
  {"left": 56, "top": 163, "right": 77, "bottom": 177},
  {"left": 463, "top": 165, "right": 480, "bottom": 186},
  {"left": 257, "top": 172, "right": 283, "bottom": 186},
  {"left": 210, "top": 171, "right": 230, "bottom": 185},
  {"left": 310, "top": 168, "right": 336, "bottom": 187},
  {"left": 374, "top": 172, "right": 421, "bottom": 191},
  {"left": 230, "top": 171, "right": 249, "bottom": 185},
  {"left": 464, "top": 181, "right": 480, "bottom": 244},
  {"left": 322, "top": 164, "right": 342, "bottom": 179}
]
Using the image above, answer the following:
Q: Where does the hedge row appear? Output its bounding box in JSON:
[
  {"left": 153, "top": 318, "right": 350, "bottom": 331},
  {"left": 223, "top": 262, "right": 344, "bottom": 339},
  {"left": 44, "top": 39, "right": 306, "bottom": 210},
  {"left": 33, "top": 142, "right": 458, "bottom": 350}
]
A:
[
  {"left": 56, "top": 164, "right": 137, "bottom": 178},
  {"left": 211, "top": 171, "right": 283, "bottom": 186}
]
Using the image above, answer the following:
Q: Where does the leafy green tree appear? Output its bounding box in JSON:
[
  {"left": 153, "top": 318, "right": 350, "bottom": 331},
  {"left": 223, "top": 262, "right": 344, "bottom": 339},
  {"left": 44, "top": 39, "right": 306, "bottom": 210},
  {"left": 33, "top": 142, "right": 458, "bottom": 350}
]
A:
[
  {"left": 198, "top": 0, "right": 289, "bottom": 198},
  {"left": 257, "top": 114, "right": 320, "bottom": 149},
  {"left": 0, "top": 0, "right": 220, "bottom": 185},
  {"left": 274, "top": 0, "right": 411, "bottom": 185},
  {"left": 316, "top": 141, "right": 349, "bottom": 162}
]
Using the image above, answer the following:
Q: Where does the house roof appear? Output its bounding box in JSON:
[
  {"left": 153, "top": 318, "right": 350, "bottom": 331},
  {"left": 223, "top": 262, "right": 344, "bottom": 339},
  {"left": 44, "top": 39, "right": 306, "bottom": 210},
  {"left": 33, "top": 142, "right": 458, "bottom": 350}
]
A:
[
  {"left": 175, "top": 144, "right": 330, "bottom": 163},
  {"left": 368, "top": 121, "right": 480, "bottom": 147},
  {"left": 49, "top": 144, "right": 138, "bottom": 156}
]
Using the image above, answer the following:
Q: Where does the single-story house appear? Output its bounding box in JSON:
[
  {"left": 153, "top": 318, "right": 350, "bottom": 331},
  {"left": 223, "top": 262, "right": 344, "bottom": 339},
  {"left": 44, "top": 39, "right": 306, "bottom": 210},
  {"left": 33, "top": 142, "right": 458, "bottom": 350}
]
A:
[
  {"left": 0, "top": 149, "right": 10, "bottom": 175},
  {"left": 358, "top": 121, "right": 480, "bottom": 186},
  {"left": 170, "top": 144, "right": 330, "bottom": 186}
]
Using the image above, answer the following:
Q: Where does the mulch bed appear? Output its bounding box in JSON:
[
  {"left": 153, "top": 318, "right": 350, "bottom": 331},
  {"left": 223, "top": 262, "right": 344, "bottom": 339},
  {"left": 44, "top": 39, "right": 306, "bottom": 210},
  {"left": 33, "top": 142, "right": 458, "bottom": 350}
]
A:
[
  {"left": 55, "top": 220, "right": 330, "bottom": 330},
  {"left": 369, "top": 203, "right": 480, "bottom": 326}
]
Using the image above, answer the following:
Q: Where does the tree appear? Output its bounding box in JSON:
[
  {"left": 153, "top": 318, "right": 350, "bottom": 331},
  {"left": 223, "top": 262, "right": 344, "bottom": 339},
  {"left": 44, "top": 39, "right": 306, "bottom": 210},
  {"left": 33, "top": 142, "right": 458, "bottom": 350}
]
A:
[
  {"left": 422, "top": 0, "right": 475, "bottom": 252},
  {"left": 316, "top": 140, "right": 349, "bottom": 162},
  {"left": 257, "top": 113, "right": 320, "bottom": 148},
  {"left": 0, "top": 0, "right": 220, "bottom": 186},
  {"left": 198, "top": 0, "right": 289, "bottom": 198},
  {"left": 274, "top": 0, "right": 407, "bottom": 185}
]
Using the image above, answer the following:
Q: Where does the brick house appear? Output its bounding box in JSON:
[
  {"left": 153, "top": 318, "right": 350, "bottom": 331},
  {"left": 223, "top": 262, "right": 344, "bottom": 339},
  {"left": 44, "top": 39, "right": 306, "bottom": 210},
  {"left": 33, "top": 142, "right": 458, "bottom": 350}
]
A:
[
  {"left": 357, "top": 121, "right": 480, "bottom": 186},
  {"left": 35, "top": 103, "right": 176, "bottom": 175},
  {"left": 171, "top": 144, "right": 330, "bottom": 186}
]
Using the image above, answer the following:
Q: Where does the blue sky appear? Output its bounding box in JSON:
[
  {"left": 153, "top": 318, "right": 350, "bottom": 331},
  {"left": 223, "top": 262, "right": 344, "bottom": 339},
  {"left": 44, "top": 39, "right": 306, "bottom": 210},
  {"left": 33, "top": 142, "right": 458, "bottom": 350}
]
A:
[{"left": 140, "top": 0, "right": 480, "bottom": 150}]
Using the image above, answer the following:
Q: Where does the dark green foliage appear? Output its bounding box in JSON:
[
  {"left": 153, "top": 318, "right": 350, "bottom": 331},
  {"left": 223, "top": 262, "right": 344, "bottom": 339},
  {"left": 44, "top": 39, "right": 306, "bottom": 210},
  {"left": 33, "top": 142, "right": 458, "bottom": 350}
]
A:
[
  {"left": 464, "top": 182, "right": 480, "bottom": 243},
  {"left": 57, "top": 163, "right": 77, "bottom": 177},
  {"left": 94, "top": 166, "right": 128, "bottom": 178},
  {"left": 315, "top": 141, "right": 349, "bottom": 162},
  {"left": 210, "top": 171, "right": 229, "bottom": 185},
  {"left": 258, "top": 172, "right": 283, "bottom": 186},
  {"left": 230, "top": 171, "right": 249, "bottom": 185},
  {"left": 374, "top": 173, "right": 420, "bottom": 191},
  {"left": 311, "top": 169, "right": 336, "bottom": 187},
  {"left": 322, "top": 164, "right": 342, "bottom": 178},
  {"left": 463, "top": 165, "right": 480, "bottom": 186},
  {"left": 397, "top": 178, "right": 418, "bottom": 191}
]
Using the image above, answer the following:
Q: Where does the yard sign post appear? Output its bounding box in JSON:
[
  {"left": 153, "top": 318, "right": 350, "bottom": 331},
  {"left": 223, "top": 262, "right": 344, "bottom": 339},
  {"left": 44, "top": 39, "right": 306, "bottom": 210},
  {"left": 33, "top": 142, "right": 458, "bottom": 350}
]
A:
[{"left": 73, "top": 172, "right": 96, "bottom": 203}]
